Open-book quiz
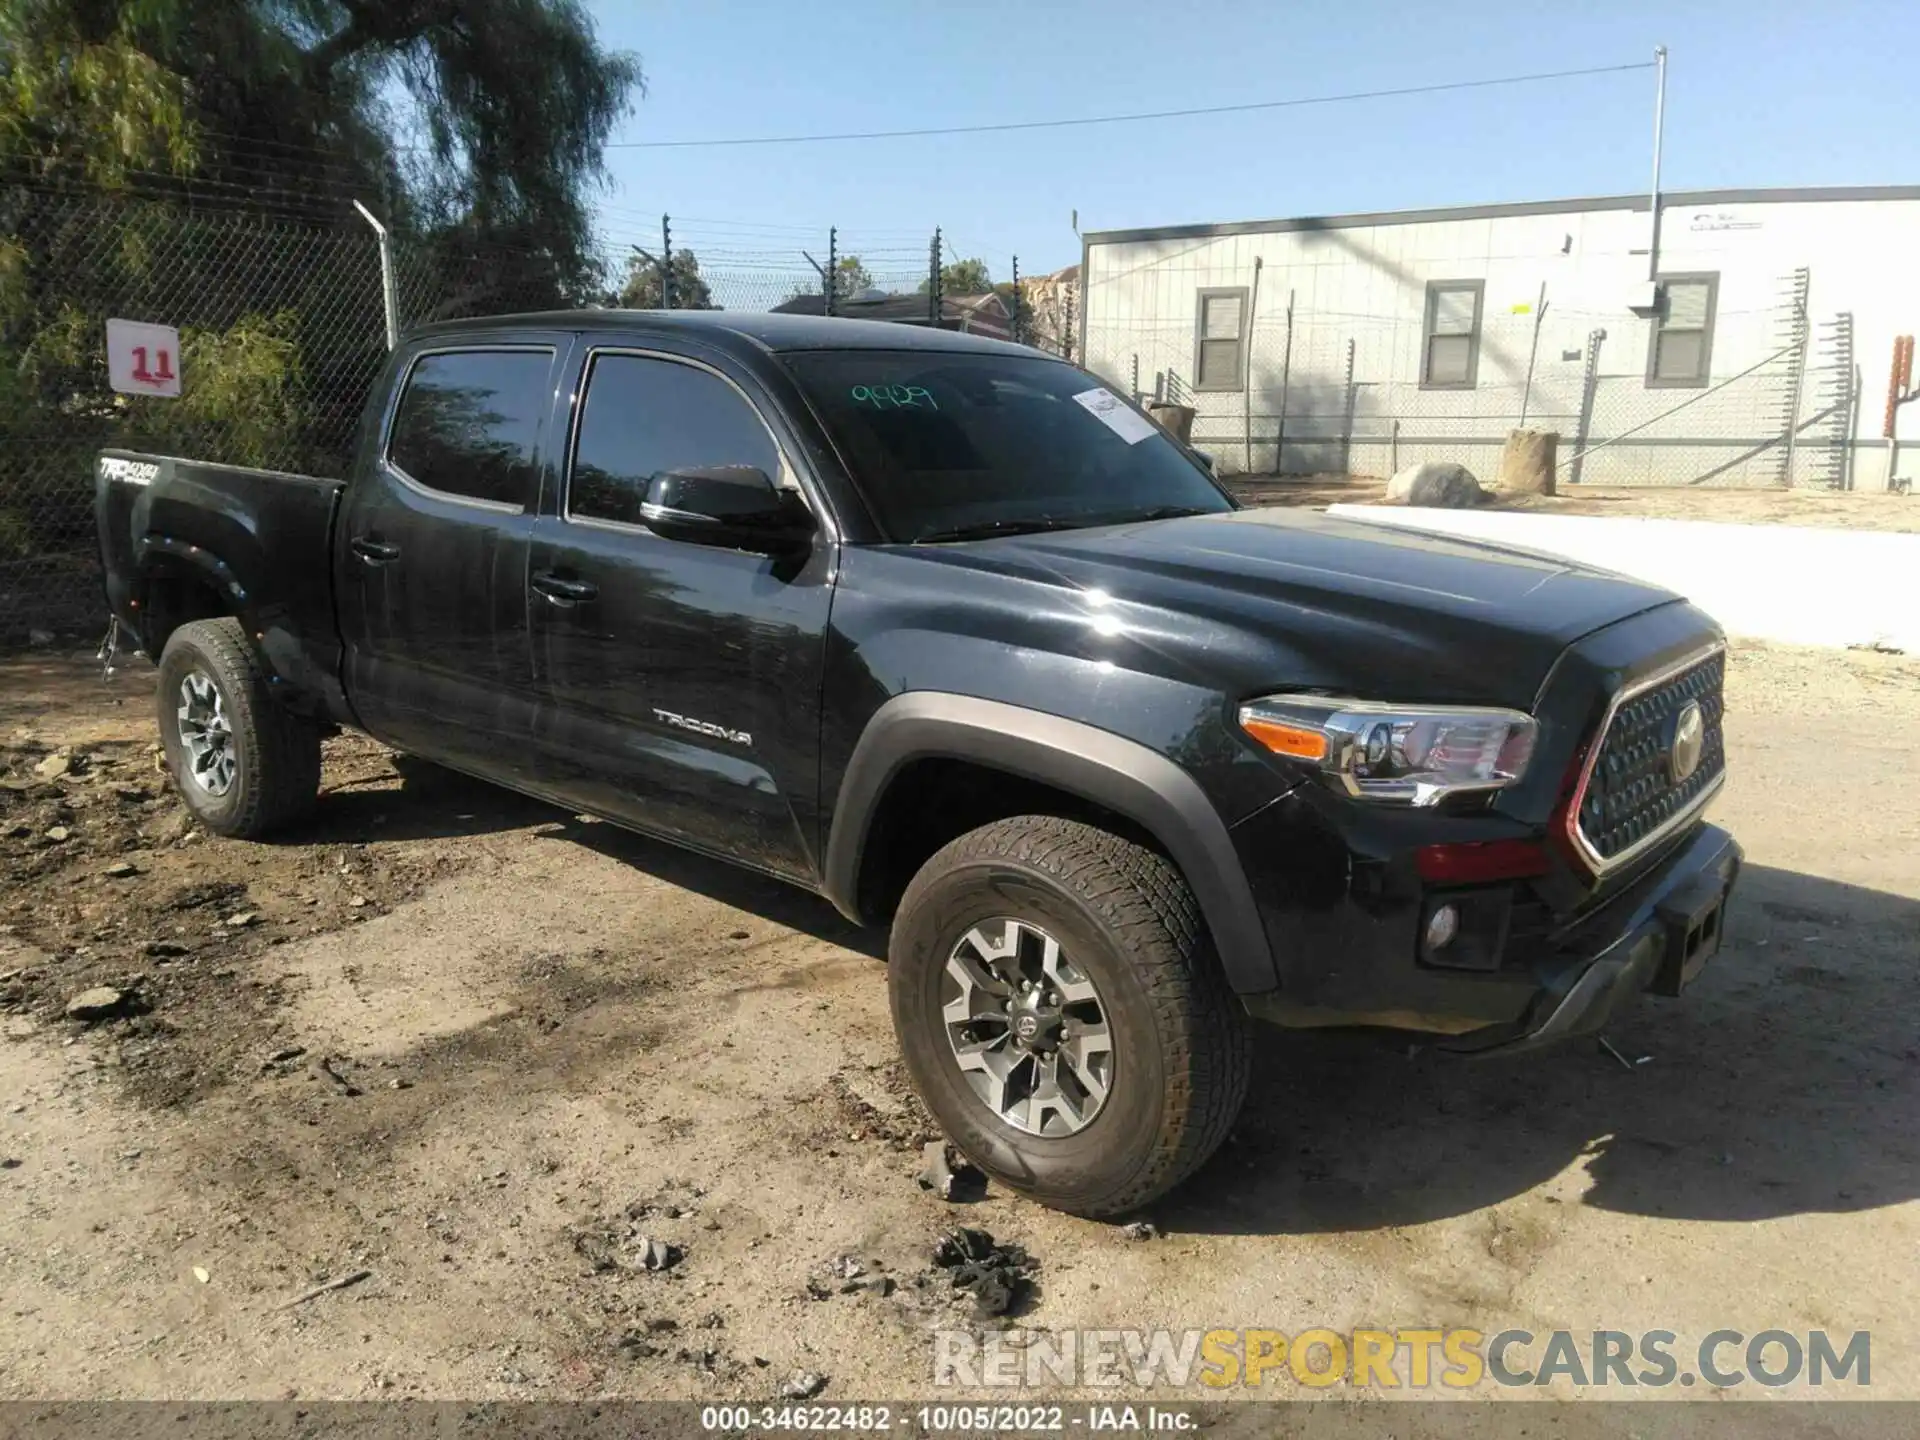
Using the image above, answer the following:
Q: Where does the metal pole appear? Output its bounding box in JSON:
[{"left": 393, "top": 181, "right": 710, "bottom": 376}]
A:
[
  {"left": 826, "top": 227, "right": 838, "bottom": 316},
  {"left": 928, "top": 229, "right": 943, "bottom": 326},
  {"left": 1273, "top": 286, "right": 1294, "bottom": 473},
  {"left": 1519, "top": 282, "right": 1548, "bottom": 428},
  {"left": 1782, "top": 271, "right": 1810, "bottom": 486},
  {"left": 1010, "top": 255, "right": 1021, "bottom": 344},
  {"left": 1131, "top": 353, "right": 1140, "bottom": 402},
  {"left": 1570, "top": 328, "right": 1606, "bottom": 484},
  {"left": 1242, "top": 257, "right": 1262, "bottom": 474},
  {"left": 1647, "top": 45, "right": 1667, "bottom": 282},
  {"left": 661, "top": 215, "right": 674, "bottom": 309},
  {"left": 353, "top": 201, "right": 398, "bottom": 351},
  {"left": 1341, "top": 337, "right": 1357, "bottom": 476}
]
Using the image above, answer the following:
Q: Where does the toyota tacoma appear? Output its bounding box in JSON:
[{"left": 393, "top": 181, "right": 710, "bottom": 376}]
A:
[{"left": 94, "top": 311, "right": 1740, "bottom": 1217}]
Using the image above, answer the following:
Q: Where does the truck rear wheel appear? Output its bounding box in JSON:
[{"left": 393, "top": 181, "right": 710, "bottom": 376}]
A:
[
  {"left": 889, "top": 816, "right": 1251, "bottom": 1218},
  {"left": 156, "top": 618, "right": 321, "bottom": 839}
]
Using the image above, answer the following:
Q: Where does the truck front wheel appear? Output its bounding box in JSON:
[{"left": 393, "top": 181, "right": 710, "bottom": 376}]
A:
[
  {"left": 156, "top": 618, "right": 321, "bottom": 839},
  {"left": 889, "top": 816, "right": 1251, "bottom": 1218}
]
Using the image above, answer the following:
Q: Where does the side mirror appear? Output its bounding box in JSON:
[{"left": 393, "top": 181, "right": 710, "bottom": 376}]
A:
[{"left": 641, "top": 465, "right": 815, "bottom": 552}]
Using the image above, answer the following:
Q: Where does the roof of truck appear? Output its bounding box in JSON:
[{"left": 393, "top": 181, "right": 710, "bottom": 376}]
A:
[{"left": 413, "top": 308, "right": 1048, "bottom": 358}]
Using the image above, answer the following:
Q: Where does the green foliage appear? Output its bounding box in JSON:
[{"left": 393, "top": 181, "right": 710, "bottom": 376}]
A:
[
  {"left": 784, "top": 254, "right": 878, "bottom": 306},
  {"left": 132, "top": 311, "right": 307, "bottom": 468},
  {"left": 918, "top": 257, "right": 992, "bottom": 297},
  {"left": 618, "top": 248, "right": 718, "bottom": 310}
]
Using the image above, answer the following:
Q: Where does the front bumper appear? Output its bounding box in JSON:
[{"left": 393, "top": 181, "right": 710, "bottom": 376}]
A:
[
  {"left": 1238, "top": 820, "right": 1743, "bottom": 1052},
  {"left": 1440, "top": 823, "right": 1741, "bottom": 1053}
]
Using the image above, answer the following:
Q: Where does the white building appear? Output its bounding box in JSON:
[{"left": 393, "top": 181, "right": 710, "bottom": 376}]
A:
[{"left": 1078, "top": 186, "right": 1920, "bottom": 491}]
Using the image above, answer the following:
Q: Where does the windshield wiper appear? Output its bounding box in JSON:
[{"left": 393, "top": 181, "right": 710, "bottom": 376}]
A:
[{"left": 912, "top": 517, "right": 1089, "bottom": 543}]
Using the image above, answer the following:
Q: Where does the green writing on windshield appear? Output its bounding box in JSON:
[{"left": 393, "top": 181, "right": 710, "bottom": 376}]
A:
[{"left": 851, "top": 384, "right": 938, "bottom": 411}]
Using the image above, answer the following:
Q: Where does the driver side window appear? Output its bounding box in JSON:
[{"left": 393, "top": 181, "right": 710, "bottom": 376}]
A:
[{"left": 569, "top": 353, "right": 782, "bottom": 527}]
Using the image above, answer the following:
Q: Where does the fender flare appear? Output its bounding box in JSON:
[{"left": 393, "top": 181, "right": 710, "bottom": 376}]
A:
[{"left": 822, "top": 692, "right": 1279, "bottom": 995}]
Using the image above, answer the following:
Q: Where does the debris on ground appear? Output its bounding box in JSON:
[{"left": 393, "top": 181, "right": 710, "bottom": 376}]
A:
[
  {"left": 309, "top": 1055, "right": 361, "bottom": 1097},
  {"left": 32, "top": 751, "right": 73, "bottom": 782},
  {"left": 102, "top": 861, "right": 138, "bottom": 879},
  {"left": 930, "top": 1227, "right": 1035, "bottom": 1319},
  {"left": 64, "top": 986, "right": 130, "bottom": 1022},
  {"left": 570, "top": 1213, "right": 685, "bottom": 1276},
  {"left": 807, "top": 1254, "right": 893, "bottom": 1300},
  {"left": 1121, "top": 1221, "right": 1159, "bottom": 1241},
  {"left": 916, "top": 1140, "right": 987, "bottom": 1202},
  {"left": 781, "top": 1371, "right": 827, "bottom": 1399},
  {"left": 273, "top": 1269, "right": 372, "bottom": 1311}
]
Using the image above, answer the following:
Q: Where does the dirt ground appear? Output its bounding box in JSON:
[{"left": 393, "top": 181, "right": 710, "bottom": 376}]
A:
[
  {"left": 1228, "top": 474, "right": 1920, "bottom": 532},
  {"left": 2, "top": 641, "right": 1917, "bottom": 1404}
]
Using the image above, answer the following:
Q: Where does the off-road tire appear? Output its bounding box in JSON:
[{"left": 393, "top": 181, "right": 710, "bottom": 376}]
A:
[
  {"left": 889, "top": 815, "right": 1252, "bottom": 1218},
  {"left": 156, "top": 618, "right": 321, "bottom": 838}
]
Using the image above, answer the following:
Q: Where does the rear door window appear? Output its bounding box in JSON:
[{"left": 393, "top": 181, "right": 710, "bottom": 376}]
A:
[{"left": 386, "top": 349, "right": 553, "bottom": 508}]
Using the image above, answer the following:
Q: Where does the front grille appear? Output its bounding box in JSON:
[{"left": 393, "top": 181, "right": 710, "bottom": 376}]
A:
[{"left": 1575, "top": 649, "right": 1726, "bottom": 866}]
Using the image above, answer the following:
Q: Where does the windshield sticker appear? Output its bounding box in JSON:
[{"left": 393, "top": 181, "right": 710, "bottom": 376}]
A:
[
  {"left": 1072, "top": 387, "right": 1159, "bottom": 445},
  {"left": 851, "top": 384, "right": 938, "bottom": 410}
]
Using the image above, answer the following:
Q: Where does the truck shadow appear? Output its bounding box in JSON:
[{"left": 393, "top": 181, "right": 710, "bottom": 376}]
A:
[{"left": 1162, "top": 862, "right": 1920, "bottom": 1234}]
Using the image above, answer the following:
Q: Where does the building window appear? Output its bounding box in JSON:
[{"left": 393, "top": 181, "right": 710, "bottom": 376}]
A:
[
  {"left": 1647, "top": 273, "right": 1718, "bottom": 388},
  {"left": 1193, "top": 287, "right": 1248, "bottom": 391},
  {"left": 1421, "top": 280, "right": 1484, "bottom": 389}
]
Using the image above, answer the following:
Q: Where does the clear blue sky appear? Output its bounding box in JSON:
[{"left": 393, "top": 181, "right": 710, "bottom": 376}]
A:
[{"left": 586, "top": 0, "right": 1916, "bottom": 287}]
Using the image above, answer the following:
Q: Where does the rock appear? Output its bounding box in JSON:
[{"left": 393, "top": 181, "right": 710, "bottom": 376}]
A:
[
  {"left": 1496, "top": 428, "right": 1559, "bottom": 495},
  {"left": 782, "top": 1371, "right": 827, "bottom": 1400},
  {"left": 1121, "top": 1221, "right": 1159, "bottom": 1241},
  {"left": 65, "top": 986, "right": 128, "bottom": 1021},
  {"left": 27, "top": 629, "right": 54, "bottom": 647},
  {"left": 226, "top": 911, "right": 259, "bottom": 928},
  {"left": 632, "top": 1236, "right": 681, "bottom": 1272},
  {"left": 348, "top": 896, "right": 368, "bottom": 909},
  {"left": 44, "top": 826, "right": 71, "bottom": 843},
  {"left": 1, "top": 1157, "right": 21, "bottom": 1169},
  {"left": 144, "top": 941, "right": 191, "bottom": 958},
  {"left": 193, "top": 1266, "right": 211, "bottom": 1284},
  {"left": 262, "top": 1045, "right": 306, "bottom": 1068},
  {"left": 916, "top": 1140, "right": 986, "bottom": 1202},
  {"left": 1386, "top": 460, "right": 1483, "bottom": 508},
  {"left": 102, "top": 862, "right": 139, "bottom": 879},
  {"left": 33, "top": 752, "right": 72, "bottom": 781}
]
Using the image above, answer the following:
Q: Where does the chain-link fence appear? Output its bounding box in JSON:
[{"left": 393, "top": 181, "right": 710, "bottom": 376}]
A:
[
  {"left": 1084, "top": 264, "right": 1859, "bottom": 491},
  {"left": 1, "top": 190, "right": 1050, "bottom": 642}
]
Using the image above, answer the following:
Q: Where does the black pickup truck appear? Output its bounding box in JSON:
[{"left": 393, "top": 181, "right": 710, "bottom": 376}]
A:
[{"left": 95, "top": 311, "right": 1740, "bottom": 1216}]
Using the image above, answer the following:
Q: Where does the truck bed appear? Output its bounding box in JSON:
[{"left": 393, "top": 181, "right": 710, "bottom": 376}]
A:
[{"left": 95, "top": 450, "right": 349, "bottom": 719}]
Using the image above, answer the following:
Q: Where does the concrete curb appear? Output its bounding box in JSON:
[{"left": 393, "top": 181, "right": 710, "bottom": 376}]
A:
[{"left": 1326, "top": 504, "right": 1917, "bottom": 653}]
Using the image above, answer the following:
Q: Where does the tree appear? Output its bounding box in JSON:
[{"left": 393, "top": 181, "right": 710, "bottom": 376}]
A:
[
  {"left": 0, "top": 0, "right": 644, "bottom": 299},
  {"left": 918, "top": 256, "right": 992, "bottom": 297},
  {"left": 618, "top": 248, "right": 718, "bottom": 310},
  {"left": 0, "top": 0, "right": 644, "bottom": 581}
]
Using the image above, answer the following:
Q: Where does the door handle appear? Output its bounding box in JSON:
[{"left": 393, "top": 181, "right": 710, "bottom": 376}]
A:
[
  {"left": 532, "top": 571, "right": 599, "bottom": 606},
  {"left": 350, "top": 536, "right": 400, "bottom": 565}
]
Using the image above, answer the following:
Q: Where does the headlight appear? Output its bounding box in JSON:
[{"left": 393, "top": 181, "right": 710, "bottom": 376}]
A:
[{"left": 1238, "top": 695, "right": 1537, "bottom": 805}]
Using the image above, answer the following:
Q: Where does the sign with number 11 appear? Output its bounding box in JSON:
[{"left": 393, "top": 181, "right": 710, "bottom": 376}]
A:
[{"left": 106, "top": 318, "right": 183, "bottom": 398}]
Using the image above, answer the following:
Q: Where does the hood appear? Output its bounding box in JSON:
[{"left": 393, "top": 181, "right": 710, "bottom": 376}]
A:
[{"left": 884, "top": 507, "right": 1679, "bottom": 709}]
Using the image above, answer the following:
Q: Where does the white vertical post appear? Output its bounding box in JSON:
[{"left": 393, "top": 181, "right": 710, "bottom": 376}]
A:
[
  {"left": 353, "top": 201, "right": 399, "bottom": 351},
  {"left": 1647, "top": 45, "right": 1668, "bottom": 282}
]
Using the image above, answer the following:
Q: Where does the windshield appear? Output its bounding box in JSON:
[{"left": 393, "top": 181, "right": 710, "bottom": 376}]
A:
[{"left": 781, "top": 350, "right": 1234, "bottom": 542}]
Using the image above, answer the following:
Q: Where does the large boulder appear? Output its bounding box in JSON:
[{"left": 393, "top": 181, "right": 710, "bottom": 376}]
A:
[{"left": 1387, "top": 461, "right": 1483, "bottom": 508}]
